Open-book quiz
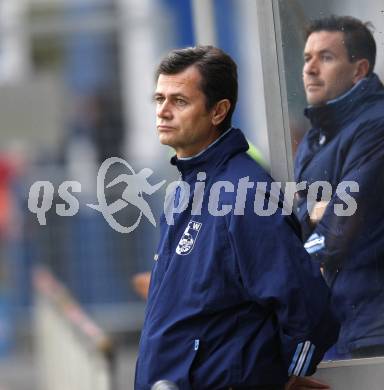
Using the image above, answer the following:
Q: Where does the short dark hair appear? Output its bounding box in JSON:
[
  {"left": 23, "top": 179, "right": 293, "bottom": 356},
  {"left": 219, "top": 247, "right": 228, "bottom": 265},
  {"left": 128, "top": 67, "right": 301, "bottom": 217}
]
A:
[
  {"left": 155, "top": 45, "right": 238, "bottom": 133},
  {"left": 305, "top": 15, "right": 376, "bottom": 75}
]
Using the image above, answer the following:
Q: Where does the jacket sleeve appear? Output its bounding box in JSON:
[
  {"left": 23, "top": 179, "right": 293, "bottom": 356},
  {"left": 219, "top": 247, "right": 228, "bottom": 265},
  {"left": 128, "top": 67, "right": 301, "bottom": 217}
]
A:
[
  {"left": 227, "top": 209, "right": 340, "bottom": 377},
  {"left": 302, "top": 119, "right": 384, "bottom": 272}
]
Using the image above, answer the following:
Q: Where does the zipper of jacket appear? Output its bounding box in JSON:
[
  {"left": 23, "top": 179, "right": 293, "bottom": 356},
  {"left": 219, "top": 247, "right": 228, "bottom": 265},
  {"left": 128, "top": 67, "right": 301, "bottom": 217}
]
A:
[{"left": 327, "top": 266, "right": 341, "bottom": 291}]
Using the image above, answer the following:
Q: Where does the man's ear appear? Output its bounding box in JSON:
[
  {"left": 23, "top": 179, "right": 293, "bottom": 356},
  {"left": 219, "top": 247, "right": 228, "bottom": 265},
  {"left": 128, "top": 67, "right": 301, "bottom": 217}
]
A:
[
  {"left": 353, "top": 59, "right": 370, "bottom": 83},
  {"left": 211, "top": 99, "right": 231, "bottom": 127}
]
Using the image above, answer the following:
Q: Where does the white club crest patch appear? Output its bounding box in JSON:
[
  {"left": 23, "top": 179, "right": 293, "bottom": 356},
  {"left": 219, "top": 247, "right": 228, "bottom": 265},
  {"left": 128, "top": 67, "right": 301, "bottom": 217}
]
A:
[{"left": 176, "top": 220, "right": 202, "bottom": 256}]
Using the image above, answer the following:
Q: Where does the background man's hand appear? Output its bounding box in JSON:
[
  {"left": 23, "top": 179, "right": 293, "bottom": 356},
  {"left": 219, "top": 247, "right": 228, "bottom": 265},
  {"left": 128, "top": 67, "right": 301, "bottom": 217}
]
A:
[
  {"left": 309, "top": 201, "right": 329, "bottom": 225},
  {"left": 132, "top": 272, "right": 151, "bottom": 300},
  {"left": 285, "top": 375, "right": 330, "bottom": 390}
]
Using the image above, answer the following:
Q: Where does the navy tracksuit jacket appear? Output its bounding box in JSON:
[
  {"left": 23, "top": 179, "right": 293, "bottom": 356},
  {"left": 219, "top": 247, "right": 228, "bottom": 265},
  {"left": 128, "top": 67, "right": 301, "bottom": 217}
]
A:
[
  {"left": 135, "top": 128, "right": 339, "bottom": 389},
  {"left": 295, "top": 74, "right": 384, "bottom": 354}
]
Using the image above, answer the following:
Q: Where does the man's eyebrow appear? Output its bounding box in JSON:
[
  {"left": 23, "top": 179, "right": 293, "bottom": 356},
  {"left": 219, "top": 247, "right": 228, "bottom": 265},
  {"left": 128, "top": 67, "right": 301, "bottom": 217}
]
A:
[
  {"left": 304, "top": 49, "right": 336, "bottom": 57},
  {"left": 318, "top": 49, "right": 336, "bottom": 55},
  {"left": 153, "top": 92, "right": 189, "bottom": 99}
]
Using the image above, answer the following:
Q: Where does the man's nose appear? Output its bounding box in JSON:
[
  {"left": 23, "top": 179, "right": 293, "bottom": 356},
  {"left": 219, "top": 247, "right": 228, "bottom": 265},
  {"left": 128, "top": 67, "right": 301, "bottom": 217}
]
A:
[
  {"left": 157, "top": 100, "right": 172, "bottom": 118},
  {"left": 303, "top": 58, "right": 319, "bottom": 76}
]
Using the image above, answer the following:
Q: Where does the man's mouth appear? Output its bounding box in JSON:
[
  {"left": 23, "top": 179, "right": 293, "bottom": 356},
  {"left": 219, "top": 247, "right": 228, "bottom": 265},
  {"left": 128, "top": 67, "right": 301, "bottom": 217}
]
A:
[
  {"left": 306, "top": 82, "right": 323, "bottom": 89},
  {"left": 157, "top": 125, "right": 175, "bottom": 131}
]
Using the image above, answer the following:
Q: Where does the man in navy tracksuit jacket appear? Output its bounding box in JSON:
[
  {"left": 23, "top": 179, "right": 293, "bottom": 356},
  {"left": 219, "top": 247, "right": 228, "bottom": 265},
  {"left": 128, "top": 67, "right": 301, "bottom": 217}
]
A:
[
  {"left": 295, "top": 16, "right": 384, "bottom": 358},
  {"left": 135, "top": 46, "right": 339, "bottom": 390}
]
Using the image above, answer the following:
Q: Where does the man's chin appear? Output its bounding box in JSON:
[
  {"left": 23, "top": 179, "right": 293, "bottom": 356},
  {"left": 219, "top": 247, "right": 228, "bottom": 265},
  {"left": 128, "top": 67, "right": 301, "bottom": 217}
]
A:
[
  {"left": 306, "top": 94, "right": 327, "bottom": 107},
  {"left": 158, "top": 134, "right": 174, "bottom": 147}
]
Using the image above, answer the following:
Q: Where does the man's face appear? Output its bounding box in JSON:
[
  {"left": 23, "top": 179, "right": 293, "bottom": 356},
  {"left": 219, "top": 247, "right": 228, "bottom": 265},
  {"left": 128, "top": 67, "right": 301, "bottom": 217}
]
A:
[
  {"left": 154, "top": 66, "right": 219, "bottom": 158},
  {"left": 303, "top": 31, "right": 360, "bottom": 106}
]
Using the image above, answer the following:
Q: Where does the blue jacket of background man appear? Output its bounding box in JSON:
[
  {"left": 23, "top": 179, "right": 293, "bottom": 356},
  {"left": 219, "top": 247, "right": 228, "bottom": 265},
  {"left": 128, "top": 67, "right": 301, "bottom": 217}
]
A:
[
  {"left": 295, "top": 74, "right": 384, "bottom": 354},
  {"left": 135, "top": 128, "right": 339, "bottom": 389}
]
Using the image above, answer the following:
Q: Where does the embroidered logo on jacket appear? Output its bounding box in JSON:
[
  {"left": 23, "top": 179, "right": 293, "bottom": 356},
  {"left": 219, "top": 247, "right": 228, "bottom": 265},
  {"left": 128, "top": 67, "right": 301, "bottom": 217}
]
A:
[
  {"left": 304, "top": 232, "right": 325, "bottom": 254},
  {"left": 176, "top": 220, "right": 202, "bottom": 256}
]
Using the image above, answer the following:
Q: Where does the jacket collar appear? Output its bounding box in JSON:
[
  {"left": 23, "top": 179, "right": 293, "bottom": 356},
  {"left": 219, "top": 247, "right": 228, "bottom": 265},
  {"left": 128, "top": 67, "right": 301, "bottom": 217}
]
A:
[
  {"left": 304, "top": 73, "right": 383, "bottom": 133},
  {"left": 170, "top": 128, "right": 249, "bottom": 177}
]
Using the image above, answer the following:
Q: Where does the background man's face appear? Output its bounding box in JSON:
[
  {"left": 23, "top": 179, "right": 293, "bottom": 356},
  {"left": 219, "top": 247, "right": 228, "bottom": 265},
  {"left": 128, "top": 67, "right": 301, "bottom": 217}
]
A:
[
  {"left": 154, "top": 66, "right": 219, "bottom": 158},
  {"left": 303, "top": 31, "right": 360, "bottom": 106}
]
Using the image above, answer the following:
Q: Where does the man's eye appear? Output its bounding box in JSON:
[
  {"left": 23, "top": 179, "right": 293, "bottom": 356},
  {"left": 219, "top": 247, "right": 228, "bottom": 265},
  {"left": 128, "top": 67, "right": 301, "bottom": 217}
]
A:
[
  {"left": 154, "top": 97, "right": 164, "bottom": 104},
  {"left": 321, "top": 55, "right": 333, "bottom": 62},
  {"left": 175, "top": 99, "right": 187, "bottom": 106}
]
